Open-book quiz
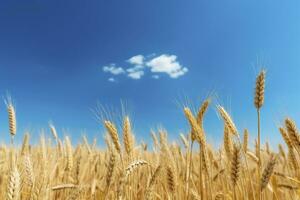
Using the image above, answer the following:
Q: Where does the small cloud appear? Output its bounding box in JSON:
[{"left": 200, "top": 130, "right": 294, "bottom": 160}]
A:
[
  {"left": 152, "top": 75, "right": 159, "bottom": 79},
  {"left": 108, "top": 77, "right": 116, "bottom": 82},
  {"left": 146, "top": 54, "right": 188, "bottom": 78},
  {"left": 128, "top": 71, "right": 144, "bottom": 79},
  {"left": 169, "top": 67, "right": 188, "bottom": 78},
  {"left": 102, "top": 54, "right": 187, "bottom": 81},
  {"left": 103, "top": 64, "right": 125, "bottom": 75},
  {"left": 126, "top": 65, "right": 144, "bottom": 73},
  {"left": 127, "top": 55, "right": 144, "bottom": 65},
  {"left": 126, "top": 57, "right": 145, "bottom": 79}
]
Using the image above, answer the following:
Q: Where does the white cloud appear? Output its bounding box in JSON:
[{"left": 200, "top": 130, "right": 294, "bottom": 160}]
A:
[
  {"left": 169, "top": 67, "right": 188, "bottom": 78},
  {"left": 126, "top": 65, "right": 144, "bottom": 73},
  {"left": 103, "top": 64, "right": 125, "bottom": 75},
  {"left": 102, "top": 54, "right": 188, "bottom": 81},
  {"left": 127, "top": 55, "right": 144, "bottom": 65},
  {"left": 146, "top": 54, "right": 188, "bottom": 78},
  {"left": 108, "top": 77, "right": 116, "bottom": 82},
  {"left": 152, "top": 75, "right": 159, "bottom": 79},
  {"left": 128, "top": 71, "right": 144, "bottom": 79},
  {"left": 126, "top": 55, "right": 145, "bottom": 79}
]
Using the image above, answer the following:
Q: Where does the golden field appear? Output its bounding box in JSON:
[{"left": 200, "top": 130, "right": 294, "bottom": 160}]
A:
[{"left": 1, "top": 71, "right": 300, "bottom": 200}]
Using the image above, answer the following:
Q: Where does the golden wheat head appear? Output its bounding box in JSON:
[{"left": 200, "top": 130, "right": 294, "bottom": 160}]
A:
[{"left": 254, "top": 70, "right": 265, "bottom": 109}]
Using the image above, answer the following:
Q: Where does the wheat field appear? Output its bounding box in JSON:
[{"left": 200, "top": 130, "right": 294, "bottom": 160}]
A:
[{"left": 1, "top": 71, "right": 300, "bottom": 200}]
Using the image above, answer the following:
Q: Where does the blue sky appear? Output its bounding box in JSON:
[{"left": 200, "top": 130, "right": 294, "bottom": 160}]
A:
[{"left": 0, "top": 0, "right": 300, "bottom": 147}]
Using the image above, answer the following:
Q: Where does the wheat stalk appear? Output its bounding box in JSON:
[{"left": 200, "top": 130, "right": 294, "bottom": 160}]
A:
[{"left": 254, "top": 70, "right": 265, "bottom": 200}]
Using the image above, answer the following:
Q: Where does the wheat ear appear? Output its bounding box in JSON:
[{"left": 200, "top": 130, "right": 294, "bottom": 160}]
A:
[
  {"left": 231, "top": 144, "right": 241, "bottom": 200},
  {"left": 279, "top": 127, "right": 293, "bottom": 149},
  {"left": 104, "top": 120, "right": 121, "bottom": 154},
  {"left": 23, "top": 155, "right": 35, "bottom": 188},
  {"left": 117, "top": 160, "right": 147, "bottom": 200},
  {"left": 21, "top": 132, "right": 29, "bottom": 155},
  {"left": 197, "top": 99, "right": 210, "bottom": 129},
  {"left": 65, "top": 136, "right": 73, "bottom": 172},
  {"left": 217, "top": 105, "right": 238, "bottom": 136},
  {"left": 5, "top": 97, "right": 17, "bottom": 145},
  {"left": 123, "top": 116, "right": 134, "bottom": 156},
  {"left": 184, "top": 107, "right": 205, "bottom": 145},
  {"left": 231, "top": 144, "right": 241, "bottom": 186},
  {"left": 254, "top": 70, "right": 265, "bottom": 109},
  {"left": 166, "top": 165, "right": 176, "bottom": 194},
  {"left": 243, "top": 129, "right": 249, "bottom": 152},
  {"left": 105, "top": 149, "right": 116, "bottom": 188},
  {"left": 49, "top": 122, "right": 58, "bottom": 141},
  {"left": 145, "top": 165, "right": 162, "bottom": 200},
  {"left": 6, "top": 166, "right": 20, "bottom": 200},
  {"left": 285, "top": 118, "right": 300, "bottom": 149},
  {"left": 82, "top": 135, "right": 92, "bottom": 154},
  {"left": 224, "top": 125, "right": 233, "bottom": 160},
  {"left": 261, "top": 154, "right": 276, "bottom": 190}
]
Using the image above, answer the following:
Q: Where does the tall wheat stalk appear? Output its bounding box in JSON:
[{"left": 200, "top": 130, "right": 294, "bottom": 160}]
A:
[{"left": 254, "top": 70, "right": 266, "bottom": 200}]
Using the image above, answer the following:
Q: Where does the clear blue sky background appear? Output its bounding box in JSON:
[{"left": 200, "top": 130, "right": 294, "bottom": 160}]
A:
[{"left": 0, "top": 0, "right": 299, "bottom": 147}]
